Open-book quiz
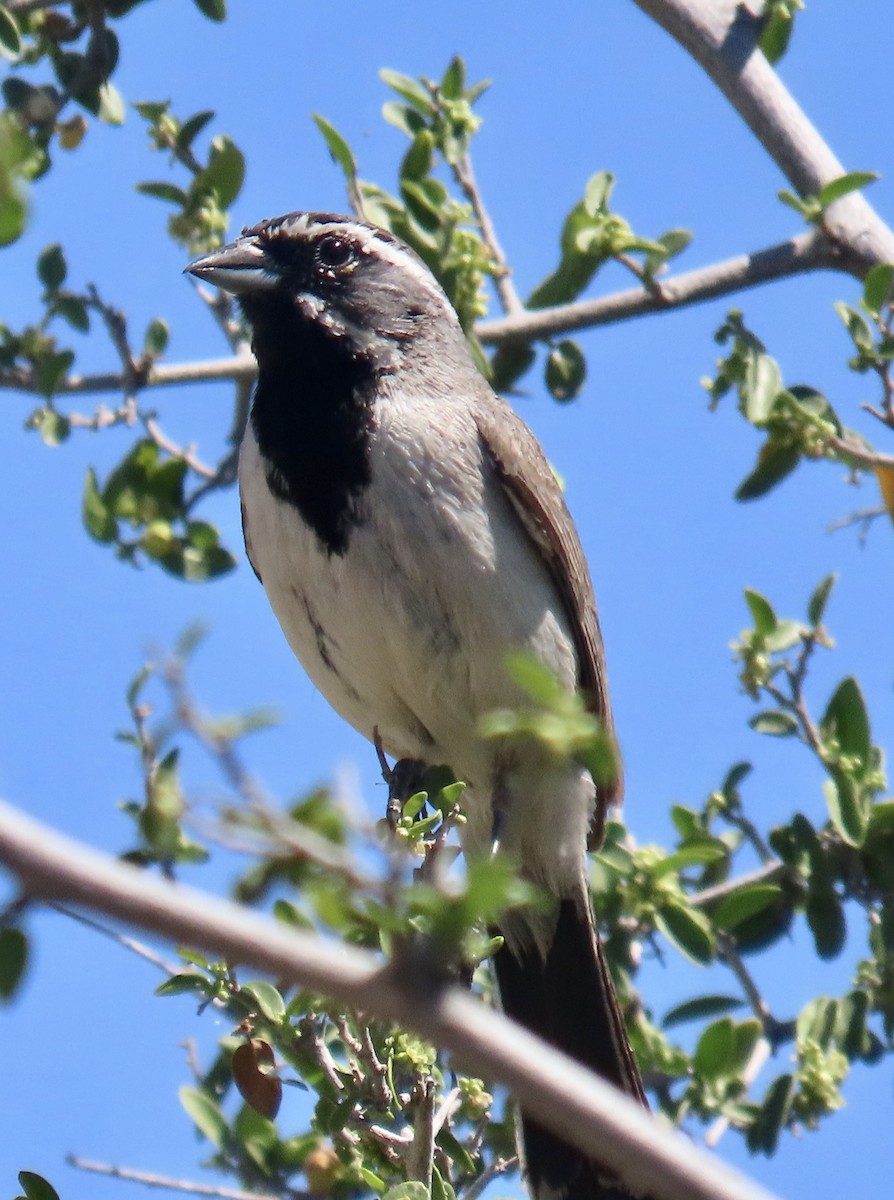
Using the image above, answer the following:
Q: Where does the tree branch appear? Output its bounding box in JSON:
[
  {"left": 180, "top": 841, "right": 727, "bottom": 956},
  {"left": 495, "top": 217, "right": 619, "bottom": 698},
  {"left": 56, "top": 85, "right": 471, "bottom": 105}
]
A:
[
  {"left": 473, "top": 231, "right": 835, "bottom": 343},
  {"left": 453, "top": 152, "right": 525, "bottom": 317},
  {"left": 0, "top": 233, "right": 838, "bottom": 402},
  {"left": 0, "top": 355, "right": 258, "bottom": 398},
  {"left": 0, "top": 799, "right": 782, "bottom": 1200},
  {"left": 67, "top": 1158, "right": 295, "bottom": 1200},
  {"left": 631, "top": 0, "right": 894, "bottom": 274}
]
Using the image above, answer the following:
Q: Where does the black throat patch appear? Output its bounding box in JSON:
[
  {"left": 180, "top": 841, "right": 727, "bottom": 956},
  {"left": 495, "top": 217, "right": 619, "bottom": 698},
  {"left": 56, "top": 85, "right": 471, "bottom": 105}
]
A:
[{"left": 244, "top": 290, "right": 378, "bottom": 556}]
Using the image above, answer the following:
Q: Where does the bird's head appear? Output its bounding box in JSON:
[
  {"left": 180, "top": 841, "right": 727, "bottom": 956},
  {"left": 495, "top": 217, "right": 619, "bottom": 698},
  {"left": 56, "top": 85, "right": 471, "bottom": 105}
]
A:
[{"left": 186, "top": 211, "right": 468, "bottom": 371}]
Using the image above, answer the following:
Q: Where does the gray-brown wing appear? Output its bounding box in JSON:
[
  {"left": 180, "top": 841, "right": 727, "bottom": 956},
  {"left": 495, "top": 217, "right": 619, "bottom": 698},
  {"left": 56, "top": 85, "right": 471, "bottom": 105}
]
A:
[{"left": 472, "top": 394, "right": 622, "bottom": 830}]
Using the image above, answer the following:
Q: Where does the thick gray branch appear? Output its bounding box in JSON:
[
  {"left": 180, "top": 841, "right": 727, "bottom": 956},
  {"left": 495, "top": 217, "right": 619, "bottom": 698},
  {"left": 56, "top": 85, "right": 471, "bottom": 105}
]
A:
[
  {"left": 477, "top": 230, "right": 834, "bottom": 344},
  {"left": 0, "top": 800, "right": 781, "bottom": 1200},
  {"left": 631, "top": 0, "right": 894, "bottom": 273}
]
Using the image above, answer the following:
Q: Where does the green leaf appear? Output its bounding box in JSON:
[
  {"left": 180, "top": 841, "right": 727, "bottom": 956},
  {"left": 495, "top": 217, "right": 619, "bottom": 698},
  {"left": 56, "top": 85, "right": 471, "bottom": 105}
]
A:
[
  {"left": 835, "top": 989, "right": 872, "bottom": 1059},
  {"left": 760, "top": 5, "right": 794, "bottom": 64},
  {"left": 360, "top": 1169, "right": 388, "bottom": 1196},
  {"left": 136, "top": 181, "right": 189, "bottom": 206},
  {"left": 662, "top": 994, "right": 744, "bottom": 1029},
  {"left": 143, "top": 317, "right": 169, "bottom": 357},
  {"left": 312, "top": 114, "right": 358, "bottom": 188},
  {"left": 767, "top": 617, "right": 810, "bottom": 650},
  {"left": 440, "top": 55, "right": 466, "bottom": 99},
  {"left": 430, "top": 1164, "right": 456, "bottom": 1200},
  {"left": 37, "top": 243, "right": 66, "bottom": 291},
  {"left": 0, "top": 927, "right": 27, "bottom": 999},
  {"left": 36, "top": 350, "right": 74, "bottom": 398},
  {"left": 400, "top": 130, "right": 435, "bottom": 181},
  {"left": 862, "top": 263, "right": 894, "bottom": 316},
  {"left": 52, "top": 294, "right": 90, "bottom": 331},
  {"left": 817, "top": 171, "right": 879, "bottom": 209},
  {"left": 735, "top": 438, "right": 800, "bottom": 500},
  {"left": 823, "top": 778, "right": 867, "bottom": 849},
  {"left": 743, "top": 353, "right": 782, "bottom": 424},
  {"left": 0, "top": 6, "right": 21, "bottom": 56},
  {"left": 179, "top": 1086, "right": 228, "bottom": 1146},
  {"left": 192, "top": 0, "right": 227, "bottom": 19},
  {"left": 545, "top": 339, "right": 586, "bottom": 401},
  {"left": 656, "top": 901, "right": 714, "bottom": 965},
  {"left": 178, "top": 542, "right": 236, "bottom": 581},
  {"left": 821, "top": 676, "right": 871, "bottom": 767},
  {"left": 381, "top": 101, "right": 426, "bottom": 138},
  {"left": 777, "top": 188, "right": 813, "bottom": 218},
  {"left": 205, "top": 135, "right": 244, "bottom": 208},
  {"left": 797, "top": 995, "right": 838, "bottom": 1046},
  {"left": 747, "top": 1073, "right": 795, "bottom": 1155},
  {"left": 807, "top": 573, "right": 836, "bottom": 626},
  {"left": 134, "top": 100, "right": 169, "bottom": 122},
  {"left": 382, "top": 1185, "right": 431, "bottom": 1200},
  {"left": 489, "top": 341, "right": 537, "bottom": 393},
  {"left": 17, "top": 1173, "right": 60, "bottom": 1200},
  {"left": 82, "top": 467, "right": 118, "bottom": 542},
  {"left": 693, "top": 1017, "right": 736, "bottom": 1079},
  {"left": 750, "top": 711, "right": 799, "bottom": 737},
  {"left": 37, "top": 408, "right": 71, "bottom": 446},
  {"left": 867, "top": 800, "right": 894, "bottom": 837},
  {"left": 155, "top": 971, "right": 212, "bottom": 998},
  {"left": 651, "top": 843, "right": 728, "bottom": 877},
  {"left": 240, "top": 980, "right": 287, "bottom": 1023},
  {"left": 744, "top": 588, "right": 777, "bottom": 637},
  {"left": 806, "top": 889, "right": 846, "bottom": 960},
  {"left": 0, "top": 185, "right": 26, "bottom": 246},
  {"left": 713, "top": 884, "right": 784, "bottom": 931},
  {"left": 720, "top": 761, "right": 753, "bottom": 799},
  {"left": 379, "top": 69, "right": 433, "bottom": 114},
  {"left": 834, "top": 302, "right": 874, "bottom": 352},
  {"left": 660, "top": 227, "right": 692, "bottom": 255},
  {"left": 177, "top": 110, "right": 215, "bottom": 150}
]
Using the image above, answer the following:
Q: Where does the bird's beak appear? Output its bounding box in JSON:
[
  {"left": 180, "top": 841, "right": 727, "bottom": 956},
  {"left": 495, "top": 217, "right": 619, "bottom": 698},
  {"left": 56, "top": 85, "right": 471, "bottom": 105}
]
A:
[{"left": 184, "top": 235, "right": 279, "bottom": 295}]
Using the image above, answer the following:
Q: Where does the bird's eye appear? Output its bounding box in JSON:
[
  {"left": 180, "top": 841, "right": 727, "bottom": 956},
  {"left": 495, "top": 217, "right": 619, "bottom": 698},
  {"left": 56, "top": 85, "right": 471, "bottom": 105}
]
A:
[{"left": 316, "top": 235, "right": 355, "bottom": 271}]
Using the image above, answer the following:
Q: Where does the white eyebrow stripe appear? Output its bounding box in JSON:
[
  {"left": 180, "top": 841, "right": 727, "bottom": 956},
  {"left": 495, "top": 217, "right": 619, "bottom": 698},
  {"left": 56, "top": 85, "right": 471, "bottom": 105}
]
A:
[{"left": 248, "top": 211, "right": 459, "bottom": 322}]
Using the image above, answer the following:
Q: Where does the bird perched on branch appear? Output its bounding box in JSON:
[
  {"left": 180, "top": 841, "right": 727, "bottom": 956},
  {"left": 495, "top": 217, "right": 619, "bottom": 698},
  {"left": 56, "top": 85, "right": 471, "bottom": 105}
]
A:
[{"left": 187, "top": 211, "right": 646, "bottom": 1200}]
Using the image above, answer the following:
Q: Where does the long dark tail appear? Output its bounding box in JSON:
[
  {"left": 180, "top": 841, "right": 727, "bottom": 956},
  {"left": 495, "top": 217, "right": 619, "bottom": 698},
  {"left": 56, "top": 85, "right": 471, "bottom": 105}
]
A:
[{"left": 494, "top": 896, "right": 647, "bottom": 1200}]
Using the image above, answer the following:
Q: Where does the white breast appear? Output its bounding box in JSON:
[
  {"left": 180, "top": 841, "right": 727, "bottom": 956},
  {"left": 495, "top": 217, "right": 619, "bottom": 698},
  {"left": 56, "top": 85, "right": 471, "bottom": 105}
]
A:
[{"left": 238, "top": 386, "right": 593, "bottom": 886}]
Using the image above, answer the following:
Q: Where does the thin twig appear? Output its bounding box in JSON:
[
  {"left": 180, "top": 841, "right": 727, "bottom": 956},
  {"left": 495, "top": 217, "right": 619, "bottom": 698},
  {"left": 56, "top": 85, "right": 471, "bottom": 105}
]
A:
[
  {"left": 462, "top": 1155, "right": 519, "bottom": 1200},
  {"left": 161, "top": 654, "right": 368, "bottom": 887},
  {"left": 432, "top": 1085, "right": 462, "bottom": 1137},
  {"left": 144, "top": 416, "right": 216, "bottom": 478},
  {"left": 0, "top": 354, "right": 258, "bottom": 397},
  {"left": 824, "top": 431, "right": 894, "bottom": 472},
  {"left": 298, "top": 1016, "right": 347, "bottom": 1093},
  {"left": 453, "top": 153, "right": 524, "bottom": 317},
  {"left": 689, "top": 862, "right": 800, "bottom": 910},
  {"left": 827, "top": 505, "right": 887, "bottom": 536},
  {"left": 715, "top": 936, "right": 791, "bottom": 1046},
  {"left": 50, "top": 903, "right": 182, "bottom": 976},
  {"left": 67, "top": 1157, "right": 297, "bottom": 1200},
  {"left": 86, "top": 284, "right": 140, "bottom": 386}
]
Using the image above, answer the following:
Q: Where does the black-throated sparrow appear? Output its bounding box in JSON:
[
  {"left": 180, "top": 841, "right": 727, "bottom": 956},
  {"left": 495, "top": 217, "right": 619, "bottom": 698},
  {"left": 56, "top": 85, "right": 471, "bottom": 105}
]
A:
[{"left": 187, "top": 212, "right": 646, "bottom": 1200}]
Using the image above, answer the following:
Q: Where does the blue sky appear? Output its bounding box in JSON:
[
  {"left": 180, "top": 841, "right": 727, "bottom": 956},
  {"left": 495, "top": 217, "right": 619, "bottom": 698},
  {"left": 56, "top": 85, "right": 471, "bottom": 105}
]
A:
[{"left": 1, "top": 2, "right": 893, "bottom": 1197}]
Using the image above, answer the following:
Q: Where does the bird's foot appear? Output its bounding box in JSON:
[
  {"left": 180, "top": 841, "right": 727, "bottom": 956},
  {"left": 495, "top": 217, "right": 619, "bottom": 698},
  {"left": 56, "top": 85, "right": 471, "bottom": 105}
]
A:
[{"left": 373, "top": 727, "right": 427, "bottom": 831}]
